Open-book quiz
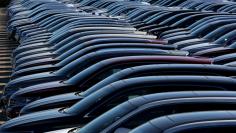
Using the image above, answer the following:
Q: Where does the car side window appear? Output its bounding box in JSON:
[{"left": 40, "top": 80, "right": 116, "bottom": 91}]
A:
[
  {"left": 129, "top": 71, "right": 220, "bottom": 78},
  {"left": 81, "top": 68, "right": 123, "bottom": 88},
  {"left": 80, "top": 62, "right": 155, "bottom": 89},
  {"left": 87, "top": 84, "right": 226, "bottom": 118},
  {"left": 79, "top": 65, "right": 129, "bottom": 89},
  {"left": 110, "top": 102, "right": 236, "bottom": 131},
  {"left": 225, "top": 36, "right": 236, "bottom": 46},
  {"left": 117, "top": 105, "right": 174, "bottom": 129},
  {"left": 86, "top": 85, "right": 168, "bottom": 119}
]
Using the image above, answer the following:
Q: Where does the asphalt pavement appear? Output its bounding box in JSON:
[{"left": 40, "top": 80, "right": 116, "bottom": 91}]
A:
[{"left": 0, "top": 8, "right": 18, "bottom": 124}]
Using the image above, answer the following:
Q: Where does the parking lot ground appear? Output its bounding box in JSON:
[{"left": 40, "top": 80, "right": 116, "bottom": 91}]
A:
[{"left": 0, "top": 8, "right": 18, "bottom": 124}]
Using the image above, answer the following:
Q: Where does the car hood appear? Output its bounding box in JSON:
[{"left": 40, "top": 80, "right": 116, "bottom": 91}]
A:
[
  {"left": 21, "top": 92, "right": 84, "bottom": 114},
  {"left": 5, "top": 72, "right": 57, "bottom": 89},
  {"left": 10, "top": 81, "right": 69, "bottom": 98},
  {"left": 12, "top": 64, "right": 59, "bottom": 78},
  {"left": 194, "top": 47, "right": 227, "bottom": 55},
  {"left": 182, "top": 43, "right": 217, "bottom": 50},
  {"left": 0, "top": 109, "right": 72, "bottom": 132},
  {"left": 174, "top": 38, "right": 206, "bottom": 45}
]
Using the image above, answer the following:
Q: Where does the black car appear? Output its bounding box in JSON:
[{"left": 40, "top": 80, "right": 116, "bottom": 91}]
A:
[
  {"left": 77, "top": 91, "right": 236, "bottom": 133},
  {"left": 1, "top": 76, "right": 236, "bottom": 132},
  {"left": 130, "top": 111, "right": 236, "bottom": 133},
  {"left": 16, "top": 64, "right": 236, "bottom": 116}
]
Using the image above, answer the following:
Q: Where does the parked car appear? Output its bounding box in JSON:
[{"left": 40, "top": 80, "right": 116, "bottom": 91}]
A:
[
  {"left": 77, "top": 91, "right": 236, "bottom": 133},
  {"left": 7, "top": 56, "right": 212, "bottom": 118},
  {"left": 1, "top": 76, "right": 236, "bottom": 132},
  {"left": 130, "top": 111, "right": 236, "bottom": 133},
  {"left": 11, "top": 64, "right": 236, "bottom": 118}
]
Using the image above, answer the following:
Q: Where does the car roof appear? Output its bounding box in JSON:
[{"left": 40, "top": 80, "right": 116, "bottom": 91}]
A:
[
  {"left": 130, "top": 111, "right": 236, "bottom": 133},
  {"left": 67, "top": 76, "right": 236, "bottom": 113},
  {"left": 80, "top": 64, "right": 236, "bottom": 96},
  {"left": 78, "top": 91, "right": 236, "bottom": 133}
]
